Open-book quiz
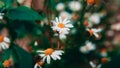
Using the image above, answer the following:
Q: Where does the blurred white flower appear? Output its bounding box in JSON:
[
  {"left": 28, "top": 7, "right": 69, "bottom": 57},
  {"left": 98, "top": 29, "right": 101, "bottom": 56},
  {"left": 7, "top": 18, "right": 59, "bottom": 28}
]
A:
[
  {"left": 59, "top": 30, "right": 69, "bottom": 39},
  {"left": 68, "top": 1, "right": 82, "bottom": 11},
  {"left": 111, "top": 23, "right": 120, "bottom": 31},
  {"left": 37, "top": 48, "right": 64, "bottom": 64},
  {"left": 86, "top": 28, "right": 102, "bottom": 38},
  {"left": 34, "top": 41, "right": 38, "bottom": 46},
  {"left": 70, "top": 28, "right": 77, "bottom": 35},
  {"left": 0, "top": 13, "right": 4, "bottom": 19},
  {"left": 59, "top": 11, "right": 72, "bottom": 19},
  {"left": 51, "top": 17, "right": 73, "bottom": 39},
  {"left": 56, "top": 3, "right": 65, "bottom": 11},
  {"left": 80, "top": 41, "right": 96, "bottom": 54},
  {"left": 0, "top": 16, "right": 3, "bottom": 19},
  {"left": 88, "top": 13, "right": 101, "bottom": 25},
  {"left": 0, "top": 36, "right": 10, "bottom": 51}
]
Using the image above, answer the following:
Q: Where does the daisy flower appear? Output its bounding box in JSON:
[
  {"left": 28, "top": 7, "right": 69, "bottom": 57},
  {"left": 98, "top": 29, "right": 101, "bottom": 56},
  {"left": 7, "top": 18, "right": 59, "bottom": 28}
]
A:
[
  {"left": 88, "top": 13, "right": 101, "bottom": 25},
  {"left": 0, "top": 36, "right": 10, "bottom": 51},
  {"left": 37, "top": 48, "right": 64, "bottom": 64},
  {"left": 80, "top": 41, "right": 96, "bottom": 54},
  {"left": 68, "top": 1, "right": 82, "bottom": 11},
  {"left": 59, "top": 11, "right": 72, "bottom": 19},
  {"left": 56, "top": 3, "right": 65, "bottom": 11},
  {"left": 86, "top": 28, "right": 102, "bottom": 38},
  {"left": 51, "top": 17, "right": 73, "bottom": 39}
]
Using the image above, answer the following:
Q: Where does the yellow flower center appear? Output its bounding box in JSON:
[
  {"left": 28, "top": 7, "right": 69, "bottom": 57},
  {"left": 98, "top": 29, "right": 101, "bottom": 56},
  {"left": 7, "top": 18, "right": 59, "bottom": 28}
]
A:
[
  {"left": 88, "top": 30, "right": 94, "bottom": 36},
  {"left": 58, "top": 23, "right": 65, "bottom": 28},
  {"left": 0, "top": 36, "right": 4, "bottom": 43},
  {"left": 45, "top": 48, "right": 54, "bottom": 55},
  {"left": 3, "top": 60, "right": 11, "bottom": 67}
]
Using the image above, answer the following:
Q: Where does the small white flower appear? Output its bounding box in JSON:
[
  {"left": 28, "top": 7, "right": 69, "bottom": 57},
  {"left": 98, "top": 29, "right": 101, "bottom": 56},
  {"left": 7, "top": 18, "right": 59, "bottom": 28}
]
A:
[
  {"left": 111, "top": 23, "right": 120, "bottom": 31},
  {"left": 59, "top": 33, "right": 67, "bottom": 39},
  {"left": 34, "top": 63, "right": 42, "bottom": 68},
  {"left": 86, "top": 28, "right": 102, "bottom": 38},
  {"left": 51, "top": 17, "right": 73, "bottom": 38},
  {"left": 59, "top": 11, "right": 72, "bottom": 19},
  {"left": 0, "top": 13, "right": 4, "bottom": 20},
  {"left": 0, "top": 16, "right": 3, "bottom": 19},
  {"left": 37, "top": 48, "right": 64, "bottom": 64},
  {"left": 68, "top": 1, "right": 82, "bottom": 11},
  {"left": 88, "top": 13, "right": 101, "bottom": 25},
  {"left": 0, "top": 36, "right": 10, "bottom": 51},
  {"left": 56, "top": 3, "right": 65, "bottom": 11},
  {"left": 80, "top": 41, "right": 96, "bottom": 54},
  {"left": 34, "top": 41, "right": 38, "bottom": 46}
]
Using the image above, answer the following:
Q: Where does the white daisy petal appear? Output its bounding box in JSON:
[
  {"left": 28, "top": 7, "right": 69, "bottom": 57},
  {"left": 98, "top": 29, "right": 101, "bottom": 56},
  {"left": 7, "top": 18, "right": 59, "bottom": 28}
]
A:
[
  {"left": 2, "top": 42, "right": 9, "bottom": 48},
  {"left": 0, "top": 44, "right": 6, "bottom": 49},
  {"left": 93, "top": 33, "right": 99, "bottom": 38},
  {"left": 42, "top": 56, "right": 47, "bottom": 62},
  {"left": 37, "top": 50, "right": 45, "bottom": 53},
  {"left": 95, "top": 29, "right": 102, "bottom": 32},
  {"left": 63, "top": 18, "right": 68, "bottom": 23},
  {"left": 59, "top": 34, "right": 66, "bottom": 39},
  {"left": 39, "top": 54, "right": 45, "bottom": 57},
  {"left": 89, "top": 61, "right": 96, "bottom": 68},
  {"left": 34, "top": 64, "right": 38, "bottom": 68},
  {"left": 47, "top": 55, "right": 51, "bottom": 64},
  {"left": 54, "top": 55, "right": 61, "bottom": 60},
  {"left": 4, "top": 37, "right": 10, "bottom": 43},
  {"left": 54, "top": 51, "right": 64, "bottom": 55},
  {"left": 65, "top": 24, "right": 73, "bottom": 28},
  {"left": 54, "top": 52, "right": 62, "bottom": 55},
  {"left": 59, "top": 17, "right": 62, "bottom": 23},
  {"left": 62, "top": 28, "right": 70, "bottom": 31},
  {"left": 52, "top": 26, "right": 58, "bottom": 31},
  {"left": 51, "top": 54, "right": 57, "bottom": 60},
  {"left": 51, "top": 20, "right": 57, "bottom": 25},
  {"left": 64, "top": 20, "right": 70, "bottom": 24},
  {"left": 56, "top": 17, "right": 59, "bottom": 23}
]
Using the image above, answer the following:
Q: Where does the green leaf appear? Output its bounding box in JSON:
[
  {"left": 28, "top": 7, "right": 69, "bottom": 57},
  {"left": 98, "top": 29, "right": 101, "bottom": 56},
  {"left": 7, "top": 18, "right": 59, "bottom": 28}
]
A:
[
  {"left": 5, "top": 0, "right": 14, "bottom": 8},
  {"left": 0, "top": 1, "right": 4, "bottom": 8},
  {"left": 7, "top": 6, "right": 43, "bottom": 20}
]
